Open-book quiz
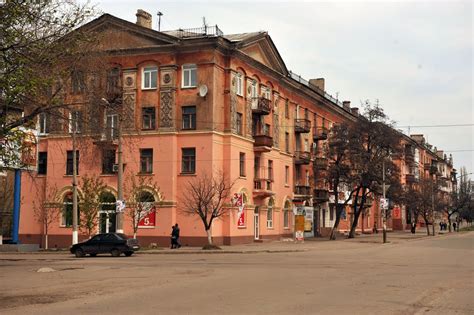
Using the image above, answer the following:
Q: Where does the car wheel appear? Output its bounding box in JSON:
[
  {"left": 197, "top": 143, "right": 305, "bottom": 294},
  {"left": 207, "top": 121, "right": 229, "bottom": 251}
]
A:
[
  {"left": 125, "top": 251, "right": 133, "bottom": 257},
  {"left": 111, "top": 249, "right": 121, "bottom": 257},
  {"left": 90, "top": 253, "right": 97, "bottom": 257},
  {"left": 75, "top": 248, "right": 85, "bottom": 258}
]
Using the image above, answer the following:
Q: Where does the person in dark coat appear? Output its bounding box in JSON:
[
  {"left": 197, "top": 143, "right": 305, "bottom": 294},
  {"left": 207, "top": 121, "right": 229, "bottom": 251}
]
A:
[{"left": 170, "top": 223, "right": 181, "bottom": 249}]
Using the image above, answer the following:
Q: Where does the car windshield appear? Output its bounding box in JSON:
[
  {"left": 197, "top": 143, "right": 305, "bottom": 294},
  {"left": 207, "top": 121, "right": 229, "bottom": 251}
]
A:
[{"left": 116, "top": 233, "right": 128, "bottom": 240}]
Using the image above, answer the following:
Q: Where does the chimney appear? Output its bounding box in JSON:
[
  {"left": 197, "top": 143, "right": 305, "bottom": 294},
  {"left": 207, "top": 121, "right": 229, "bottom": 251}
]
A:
[
  {"left": 136, "top": 9, "right": 152, "bottom": 29},
  {"left": 410, "top": 134, "right": 425, "bottom": 145},
  {"left": 342, "top": 101, "right": 351, "bottom": 111},
  {"left": 351, "top": 107, "right": 359, "bottom": 116},
  {"left": 437, "top": 150, "right": 444, "bottom": 159},
  {"left": 309, "top": 78, "right": 325, "bottom": 91}
]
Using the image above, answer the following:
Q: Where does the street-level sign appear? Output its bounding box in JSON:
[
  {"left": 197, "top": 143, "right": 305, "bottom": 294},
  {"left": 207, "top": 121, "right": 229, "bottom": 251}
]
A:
[
  {"left": 380, "top": 198, "right": 389, "bottom": 210},
  {"left": 116, "top": 200, "right": 126, "bottom": 212}
]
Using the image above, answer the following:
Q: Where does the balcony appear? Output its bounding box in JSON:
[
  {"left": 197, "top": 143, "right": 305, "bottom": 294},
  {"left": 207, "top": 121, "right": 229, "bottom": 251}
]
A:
[
  {"left": 294, "top": 119, "right": 311, "bottom": 133},
  {"left": 294, "top": 151, "right": 311, "bottom": 165},
  {"left": 429, "top": 165, "right": 439, "bottom": 176},
  {"left": 250, "top": 97, "right": 271, "bottom": 115},
  {"left": 314, "top": 189, "right": 330, "bottom": 203},
  {"left": 294, "top": 185, "right": 311, "bottom": 201},
  {"left": 92, "top": 132, "right": 118, "bottom": 147},
  {"left": 253, "top": 177, "right": 274, "bottom": 198},
  {"left": 404, "top": 146, "right": 415, "bottom": 162},
  {"left": 405, "top": 174, "right": 417, "bottom": 184},
  {"left": 424, "top": 163, "right": 431, "bottom": 171},
  {"left": 253, "top": 134, "right": 273, "bottom": 152},
  {"left": 313, "top": 127, "right": 328, "bottom": 141},
  {"left": 314, "top": 157, "right": 329, "bottom": 170}
]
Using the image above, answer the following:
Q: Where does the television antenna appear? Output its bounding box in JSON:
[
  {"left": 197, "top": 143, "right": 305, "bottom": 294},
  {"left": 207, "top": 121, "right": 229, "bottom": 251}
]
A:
[{"left": 157, "top": 11, "right": 163, "bottom": 31}]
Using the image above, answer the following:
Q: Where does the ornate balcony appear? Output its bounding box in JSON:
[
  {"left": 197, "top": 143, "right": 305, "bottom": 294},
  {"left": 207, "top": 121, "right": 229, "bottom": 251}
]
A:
[
  {"left": 253, "top": 177, "right": 274, "bottom": 198},
  {"left": 404, "top": 145, "right": 415, "bottom": 162},
  {"left": 313, "top": 127, "right": 328, "bottom": 141},
  {"left": 314, "top": 157, "right": 329, "bottom": 170},
  {"left": 314, "top": 189, "right": 330, "bottom": 203},
  {"left": 92, "top": 131, "right": 118, "bottom": 147},
  {"left": 253, "top": 134, "right": 273, "bottom": 152},
  {"left": 250, "top": 97, "right": 271, "bottom": 115},
  {"left": 294, "top": 185, "right": 311, "bottom": 201},
  {"left": 294, "top": 151, "right": 311, "bottom": 165},
  {"left": 294, "top": 119, "right": 311, "bottom": 133}
]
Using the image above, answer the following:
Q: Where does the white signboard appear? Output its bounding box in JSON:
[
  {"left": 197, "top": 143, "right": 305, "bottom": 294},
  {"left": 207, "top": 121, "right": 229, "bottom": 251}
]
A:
[
  {"left": 380, "top": 198, "right": 389, "bottom": 210},
  {"left": 116, "top": 200, "right": 126, "bottom": 212}
]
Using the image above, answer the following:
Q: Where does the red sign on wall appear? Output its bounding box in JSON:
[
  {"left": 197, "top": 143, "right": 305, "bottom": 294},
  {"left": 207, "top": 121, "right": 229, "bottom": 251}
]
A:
[
  {"left": 238, "top": 211, "right": 245, "bottom": 227},
  {"left": 392, "top": 207, "right": 401, "bottom": 219},
  {"left": 138, "top": 209, "right": 156, "bottom": 227}
]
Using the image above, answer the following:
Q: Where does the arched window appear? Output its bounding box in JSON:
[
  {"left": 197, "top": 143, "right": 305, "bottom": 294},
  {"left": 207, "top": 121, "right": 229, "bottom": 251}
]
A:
[
  {"left": 283, "top": 200, "right": 291, "bottom": 229},
  {"left": 100, "top": 192, "right": 116, "bottom": 211},
  {"left": 99, "top": 191, "right": 116, "bottom": 234},
  {"left": 267, "top": 198, "right": 274, "bottom": 228}
]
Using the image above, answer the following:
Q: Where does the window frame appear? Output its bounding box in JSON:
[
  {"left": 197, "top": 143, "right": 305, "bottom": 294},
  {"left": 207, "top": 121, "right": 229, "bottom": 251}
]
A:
[
  {"left": 142, "top": 66, "right": 158, "bottom": 90},
  {"left": 182, "top": 64, "right": 197, "bottom": 88},
  {"left": 141, "top": 107, "right": 156, "bottom": 130},
  {"left": 267, "top": 200, "right": 274, "bottom": 229},
  {"left": 140, "top": 148, "right": 153, "bottom": 174},
  {"left": 236, "top": 72, "right": 243, "bottom": 96},
  {"left": 68, "top": 110, "right": 82, "bottom": 134},
  {"left": 181, "top": 147, "right": 196, "bottom": 174},
  {"left": 66, "top": 150, "right": 79, "bottom": 176},
  {"left": 38, "top": 113, "right": 49, "bottom": 135},
  {"left": 38, "top": 152, "right": 47, "bottom": 175},
  {"left": 239, "top": 152, "right": 246, "bottom": 177},
  {"left": 236, "top": 112, "right": 243, "bottom": 135},
  {"left": 182, "top": 106, "right": 196, "bottom": 130},
  {"left": 285, "top": 166, "right": 289, "bottom": 185},
  {"left": 101, "top": 149, "right": 116, "bottom": 174}
]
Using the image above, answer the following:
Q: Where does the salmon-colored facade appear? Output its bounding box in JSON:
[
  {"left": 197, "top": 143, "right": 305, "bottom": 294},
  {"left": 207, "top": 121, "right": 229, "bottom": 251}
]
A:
[{"left": 16, "top": 11, "right": 455, "bottom": 248}]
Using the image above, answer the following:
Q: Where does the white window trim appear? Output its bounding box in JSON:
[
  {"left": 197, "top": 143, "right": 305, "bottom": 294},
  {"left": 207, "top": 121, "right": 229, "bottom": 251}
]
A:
[
  {"left": 38, "top": 113, "right": 48, "bottom": 135},
  {"left": 267, "top": 207, "right": 273, "bottom": 229},
  {"left": 236, "top": 73, "right": 243, "bottom": 96},
  {"left": 182, "top": 64, "right": 197, "bottom": 88},
  {"left": 68, "top": 111, "right": 81, "bottom": 134},
  {"left": 283, "top": 209, "right": 290, "bottom": 229},
  {"left": 142, "top": 66, "right": 158, "bottom": 90}
]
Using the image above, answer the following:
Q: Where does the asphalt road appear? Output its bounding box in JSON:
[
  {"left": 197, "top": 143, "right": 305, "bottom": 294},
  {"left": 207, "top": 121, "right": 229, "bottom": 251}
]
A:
[{"left": 1, "top": 232, "right": 473, "bottom": 315}]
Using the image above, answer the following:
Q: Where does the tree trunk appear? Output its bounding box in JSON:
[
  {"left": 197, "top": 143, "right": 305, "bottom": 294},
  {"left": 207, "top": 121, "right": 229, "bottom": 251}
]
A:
[
  {"left": 423, "top": 217, "right": 430, "bottom": 236},
  {"left": 133, "top": 231, "right": 137, "bottom": 239},
  {"left": 448, "top": 217, "right": 452, "bottom": 232},
  {"left": 206, "top": 228, "right": 212, "bottom": 245},
  {"left": 45, "top": 234, "right": 49, "bottom": 250},
  {"left": 329, "top": 205, "right": 343, "bottom": 240},
  {"left": 432, "top": 220, "right": 435, "bottom": 236},
  {"left": 348, "top": 188, "right": 365, "bottom": 238}
]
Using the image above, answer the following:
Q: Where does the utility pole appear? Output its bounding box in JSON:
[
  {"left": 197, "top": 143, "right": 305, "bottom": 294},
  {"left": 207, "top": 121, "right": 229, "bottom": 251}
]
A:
[
  {"left": 382, "top": 158, "right": 387, "bottom": 244},
  {"left": 116, "top": 109, "right": 124, "bottom": 233},
  {"left": 157, "top": 11, "right": 163, "bottom": 31},
  {"left": 72, "top": 128, "right": 78, "bottom": 244}
]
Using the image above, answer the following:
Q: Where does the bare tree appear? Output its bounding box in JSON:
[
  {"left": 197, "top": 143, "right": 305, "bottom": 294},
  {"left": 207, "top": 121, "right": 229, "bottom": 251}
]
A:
[
  {"left": 446, "top": 167, "right": 471, "bottom": 231},
  {"left": 125, "top": 176, "right": 161, "bottom": 239},
  {"left": 33, "top": 185, "right": 61, "bottom": 249},
  {"left": 180, "top": 172, "right": 234, "bottom": 247},
  {"left": 78, "top": 175, "right": 107, "bottom": 238}
]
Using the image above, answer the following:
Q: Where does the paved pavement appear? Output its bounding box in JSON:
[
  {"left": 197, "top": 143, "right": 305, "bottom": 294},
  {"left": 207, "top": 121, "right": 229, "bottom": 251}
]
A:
[{"left": 1, "top": 231, "right": 472, "bottom": 314}]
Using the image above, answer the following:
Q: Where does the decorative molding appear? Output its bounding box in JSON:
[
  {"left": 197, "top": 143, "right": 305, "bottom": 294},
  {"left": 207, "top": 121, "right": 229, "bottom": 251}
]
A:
[
  {"left": 160, "top": 90, "right": 174, "bottom": 129},
  {"left": 230, "top": 94, "right": 237, "bottom": 134},
  {"left": 123, "top": 71, "right": 136, "bottom": 90}
]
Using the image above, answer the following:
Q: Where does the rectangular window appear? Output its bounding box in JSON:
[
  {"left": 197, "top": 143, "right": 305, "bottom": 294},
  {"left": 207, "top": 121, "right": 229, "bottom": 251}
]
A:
[
  {"left": 304, "top": 139, "right": 309, "bottom": 152},
  {"left": 38, "top": 113, "right": 49, "bottom": 134},
  {"left": 102, "top": 149, "right": 116, "bottom": 174},
  {"left": 66, "top": 150, "right": 79, "bottom": 175},
  {"left": 263, "top": 87, "right": 271, "bottom": 100},
  {"left": 285, "top": 132, "right": 290, "bottom": 153},
  {"left": 106, "top": 114, "right": 118, "bottom": 140},
  {"left": 285, "top": 166, "right": 289, "bottom": 185},
  {"left": 140, "top": 149, "right": 153, "bottom": 174},
  {"left": 239, "top": 152, "right": 246, "bottom": 177},
  {"left": 142, "top": 107, "right": 156, "bottom": 130},
  {"left": 306, "top": 170, "right": 310, "bottom": 186},
  {"left": 267, "top": 207, "right": 273, "bottom": 228},
  {"left": 182, "top": 106, "right": 196, "bottom": 130},
  {"left": 68, "top": 110, "right": 82, "bottom": 133},
  {"left": 263, "top": 123, "right": 270, "bottom": 136},
  {"left": 182, "top": 64, "right": 197, "bottom": 88},
  {"left": 236, "top": 112, "right": 243, "bottom": 135},
  {"left": 236, "top": 73, "right": 243, "bottom": 96},
  {"left": 107, "top": 67, "right": 120, "bottom": 95},
  {"left": 71, "top": 70, "right": 85, "bottom": 94},
  {"left": 182, "top": 148, "right": 196, "bottom": 174},
  {"left": 142, "top": 66, "right": 158, "bottom": 89},
  {"left": 268, "top": 160, "right": 273, "bottom": 190},
  {"left": 38, "top": 152, "right": 47, "bottom": 175},
  {"left": 283, "top": 209, "right": 289, "bottom": 229},
  {"left": 304, "top": 108, "right": 309, "bottom": 120},
  {"left": 285, "top": 100, "right": 289, "bottom": 119}
]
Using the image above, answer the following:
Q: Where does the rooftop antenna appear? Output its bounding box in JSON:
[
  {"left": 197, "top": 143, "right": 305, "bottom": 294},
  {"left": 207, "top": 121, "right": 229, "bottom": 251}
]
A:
[{"left": 157, "top": 11, "right": 163, "bottom": 31}]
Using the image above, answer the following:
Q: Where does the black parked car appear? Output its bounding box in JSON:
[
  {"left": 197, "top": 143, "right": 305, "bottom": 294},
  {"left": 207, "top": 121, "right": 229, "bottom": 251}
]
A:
[{"left": 70, "top": 233, "right": 140, "bottom": 258}]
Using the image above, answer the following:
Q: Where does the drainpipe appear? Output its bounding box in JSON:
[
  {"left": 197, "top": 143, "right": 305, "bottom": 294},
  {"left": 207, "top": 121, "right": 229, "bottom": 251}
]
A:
[{"left": 12, "top": 169, "right": 22, "bottom": 244}]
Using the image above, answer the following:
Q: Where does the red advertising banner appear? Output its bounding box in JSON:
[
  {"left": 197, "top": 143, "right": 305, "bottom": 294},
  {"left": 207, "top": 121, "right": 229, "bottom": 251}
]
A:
[
  {"left": 138, "top": 209, "right": 156, "bottom": 227},
  {"left": 238, "top": 211, "right": 245, "bottom": 227},
  {"left": 392, "top": 207, "right": 401, "bottom": 219}
]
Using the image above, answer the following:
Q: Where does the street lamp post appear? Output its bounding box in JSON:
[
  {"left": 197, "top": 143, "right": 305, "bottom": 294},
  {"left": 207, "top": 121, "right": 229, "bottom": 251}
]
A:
[
  {"left": 116, "top": 110, "right": 124, "bottom": 233},
  {"left": 382, "top": 159, "right": 387, "bottom": 244}
]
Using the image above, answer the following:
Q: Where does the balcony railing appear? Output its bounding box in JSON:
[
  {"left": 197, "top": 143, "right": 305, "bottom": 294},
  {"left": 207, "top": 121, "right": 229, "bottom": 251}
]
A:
[
  {"left": 253, "top": 134, "right": 273, "bottom": 152},
  {"left": 313, "top": 127, "right": 328, "bottom": 141},
  {"left": 250, "top": 97, "right": 271, "bottom": 115},
  {"left": 294, "top": 185, "right": 311, "bottom": 196},
  {"left": 405, "top": 146, "right": 415, "bottom": 162},
  {"left": 253, "top": 177, "right": 274, "bottom": 198},
  {"left": 314, "top": 189, "right": 330, "bottom": 202},
  {"left": 314, "top": 157, "right": 329, "bottom": 170},
  {"left": 294, "top": 151, "right": 311, "bottom": 165},
  {"left": 294, "top": 119, "right": 311, "bottom": 133},
  {"left": 172, "top": 25, "right": 224, "bottom": 38}
]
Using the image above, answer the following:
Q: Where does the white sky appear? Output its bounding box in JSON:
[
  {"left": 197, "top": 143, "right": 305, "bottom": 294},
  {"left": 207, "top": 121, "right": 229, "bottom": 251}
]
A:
[{"left": 88, "top": 0, "right": 473, "bottom": 177}]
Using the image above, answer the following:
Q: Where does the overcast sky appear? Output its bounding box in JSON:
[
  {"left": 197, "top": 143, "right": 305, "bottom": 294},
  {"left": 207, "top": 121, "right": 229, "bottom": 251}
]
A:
[{"left": 89, "top": 0, "right": 473, "bottom": 177}]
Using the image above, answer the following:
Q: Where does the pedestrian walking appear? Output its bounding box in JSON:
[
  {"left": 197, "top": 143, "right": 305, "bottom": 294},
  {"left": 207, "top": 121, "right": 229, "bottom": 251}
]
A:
[
  {"left": 439, "top": 222, "right": 443, "bottom": 231},
  {"left": 171, "top": 223, "right": 181, "bottom": 249},
  {"left": 453, "top": 222, "right": 457, "bottom": 231}
]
